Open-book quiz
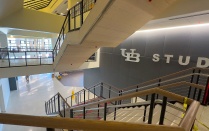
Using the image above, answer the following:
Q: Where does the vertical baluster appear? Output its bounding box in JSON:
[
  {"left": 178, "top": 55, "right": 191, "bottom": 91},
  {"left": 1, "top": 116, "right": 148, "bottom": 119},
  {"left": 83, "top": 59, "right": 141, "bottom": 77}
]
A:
[
  {"left": 94, "top": 87, "right": 95, "bottom": 98},
  {"left": 135, "top": 86, "right": 139, "bottom": 103},
  {"left": 74, "top": 6, "right": 76, "bottom": 29},
  {"left": 148, "top": 93, "right": 155, "bottom": 124},
  {"left": 100, "top": 82, "right": 103, "bottom": 97},
  {"left": 97, "top": 104, "right": 100, "bottom": 118},
  {"left": 7, "top": 50, "right": 10, "bottom": 67},
  {"left": 188, "top": 69, "right": 195, "bottom": 98},
  {"left": 104, "top": 103, "right": 107, "bottom": 121},
  {"left": 109, "top": 86, "right": 111, "bottom": 98},
  {"left": 157, "top": 79, "right": 161, "bottom": 99},
  {"left": 114, "top": 101, "right": 117, "bottom": 120},
  {"left": 193, "top": 70, "right": 201, "bottom": 100},
  {"left": 63, "top": 100, "right": 65, "bottom": 117},
  {"left": 51, "top": 99, "right": 53, "bottom": 113},
  {"left": 25, "top": 51, "right": 27, "bottom": 66},
  {"left": 80, "top": 0, "right": 83, "bottom": 26},
  {"left": 143, "top": 95, "right": 148, "bottom": 122},
  {"left": 58, "top": 95, "right": 60, "bottom": 113},
  {"left": 54, "top": 96, "right": 56, "bottom": 112},
  {"left": 83, "top": 90, "right": 86, "bottom": 119},
  {"left": 68, "top": 10, "right": 71, "bottom": 31},
  {"left": 159, "top": 96, "right": 167, "bottom": 125}
]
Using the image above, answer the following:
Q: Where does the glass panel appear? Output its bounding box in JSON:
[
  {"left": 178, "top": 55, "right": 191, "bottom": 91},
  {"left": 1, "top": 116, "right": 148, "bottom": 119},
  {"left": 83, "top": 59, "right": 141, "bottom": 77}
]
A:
[
  {"left": 27, "top": 52, "right": 40, "bottom": 65},
  {"left": 41, "top": 52, "right": 53, "bottom": 64},
  {"left": 9, "top": 52, "right": 26, "bottom": 66},
  {"left": 0, "top": 51, "right": 9, "bottom": 67}
]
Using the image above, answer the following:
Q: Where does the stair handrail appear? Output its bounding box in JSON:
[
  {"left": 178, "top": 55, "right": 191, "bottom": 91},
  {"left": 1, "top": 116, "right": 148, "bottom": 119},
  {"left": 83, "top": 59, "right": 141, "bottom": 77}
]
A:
[
  {"left": 62, "top": 72, "right": 206, "bottom": 108},
  {"left": 69, "top": 87, "right": 199, "bottom": 130},
  {"left": 0, "top": 113, "right": 185, "bottom": 131},
  {"left": 179, "top": 101, "right": 200, "bottom": 131},
  {"left": 52, "top": 0, "right": 97, "bottom": 60},
  {"left": 72, "top": 99, "right": 186, "bottom": 113},
  {"left": 1, "top": 87, "right": 200, "bottom": 131},
  {"left": 70, "top": 87, "right": 194, "bottom": 111},
  {"left": 122, "top": 67, "right": 209, "bottom": 91}
]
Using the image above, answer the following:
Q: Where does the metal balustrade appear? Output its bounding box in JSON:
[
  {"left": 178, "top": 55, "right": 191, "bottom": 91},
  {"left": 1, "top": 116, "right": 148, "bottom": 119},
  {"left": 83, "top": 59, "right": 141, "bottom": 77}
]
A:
[
  {"left": 0, "top": 0, "right": 97, "bottom": 68},
  {"left": 45, "top": 67, "right": 209, "bottom": 130}
]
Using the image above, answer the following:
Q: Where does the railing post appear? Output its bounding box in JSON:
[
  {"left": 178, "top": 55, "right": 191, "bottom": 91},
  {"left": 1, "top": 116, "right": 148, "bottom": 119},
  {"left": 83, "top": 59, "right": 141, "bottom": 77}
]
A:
[
  {"left": 83, "top": 90, "right": 86, "bottom": 119},
  {"left": 97, "top": 104, "right": 100, "bottom": 118},
  {"left": 157, "top": 79, "right": 161, "bottom": 99},
  {"left": 51, "top": 99, "right": 53, "bottom": 113},
  {"left": 143, "top": 95, "right": 149, "bottom": 122},
  {"left": 52, "top": 51, "right": 54, "bottom": 62},
  {"left": 62, "top": 27, "right": 64, "bottom": 40},
  {"left": 114, "top": 101, "right": 117, "bottom": 120},
  {"left": 135, "top": 86, "right": 139, "bottom": 103},
  {"left": 68, "top": 10, "right": 71, "bottom": 31},
  {"left": 202, "top": 77, "right": 209, "bottom": 105},
  {"left": 148, "top": 93, "right": 156, "bottom": 124},
  {"left": 58, "top": 95, "right": 60, "bottom": 113},
  {"left": 7, "top": 50, "right": 10, "bottom": 67},
  {"left": 193, "top": 70, "right": 201, "bottom": 100},
  {"left": 45, "top": 102, "right": 47, "bottom": 114},
  {"left": 63, "top": 100, "right": 65, "bottom": 117},
  {"left": 39, "top": 51, "right": 41, "bottom": 65},
  {"left": 54, "top": 96, "right": 56, "bottom": 112},
  {"left": 109, "top": 86, "right": 111, "bottom": 98},
  {"left": 74, "top": 6, "right": 76, "bottom": 29},
  {"left": 25, "top": 51, "right": 27, "bottom": 66},
  {"left": 159, "top": 96, "right": 167, "bottom": 125},
  {"left": 88, "top": 90, "right": 90, "bottom": 100},
  {"left": 104, "top": 103, "right": 107, "bottom": 121},
  {"left": 80, "top": 0, "right": 83, "bottom": 26},
  {"left": 70, "top": 109, "right": 73, "bottom": 118},
  {"left": 188, "top": 69, "right": 195, "bottom": 98},
  {"left": 94, "top": 87, "right": 95, "bottom": 98},
  {"left": 100, "top": 82, "right": 103, "bottom": 97}
]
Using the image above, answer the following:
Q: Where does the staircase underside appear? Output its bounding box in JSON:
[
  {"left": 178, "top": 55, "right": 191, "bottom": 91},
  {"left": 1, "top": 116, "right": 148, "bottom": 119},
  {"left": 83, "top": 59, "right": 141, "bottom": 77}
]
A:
[{"left": 53, "top": 0, "right": 176, "bottom": 72}]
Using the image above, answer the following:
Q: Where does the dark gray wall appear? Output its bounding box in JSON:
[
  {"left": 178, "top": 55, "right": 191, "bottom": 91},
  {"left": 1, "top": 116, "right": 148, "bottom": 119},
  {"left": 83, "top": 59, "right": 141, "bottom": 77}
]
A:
[
  {"left": 9, "top": 77, "right": 17, "bottom": 91},
  {"left": 84, "top": 25, "right": 209, "bottom": 88}
]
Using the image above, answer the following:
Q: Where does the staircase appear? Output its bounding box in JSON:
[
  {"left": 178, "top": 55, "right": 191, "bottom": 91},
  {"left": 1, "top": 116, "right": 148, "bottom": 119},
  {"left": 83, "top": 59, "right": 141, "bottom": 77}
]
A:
[
  {"left": 43, "top": 67, "right": 209, "bottom": 130},
  {"left": 0, "top": 68, "right": 208, "bottom": 130}
]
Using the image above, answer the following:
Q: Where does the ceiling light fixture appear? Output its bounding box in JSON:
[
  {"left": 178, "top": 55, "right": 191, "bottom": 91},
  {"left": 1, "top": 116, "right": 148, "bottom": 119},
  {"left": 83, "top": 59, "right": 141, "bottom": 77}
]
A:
[{"left": 138, "top": 23, "right": 209, "bottom": 32}]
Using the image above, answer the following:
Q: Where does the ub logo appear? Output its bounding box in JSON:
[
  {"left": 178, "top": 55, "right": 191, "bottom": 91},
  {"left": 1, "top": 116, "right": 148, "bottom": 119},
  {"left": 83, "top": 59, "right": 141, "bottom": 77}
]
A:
[{"left": 121, "top": 49, "right": 140, "bottom": 62}]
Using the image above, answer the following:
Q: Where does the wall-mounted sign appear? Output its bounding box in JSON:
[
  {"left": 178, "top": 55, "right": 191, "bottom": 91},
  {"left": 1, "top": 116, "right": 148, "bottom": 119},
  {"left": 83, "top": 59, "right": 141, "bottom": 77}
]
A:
[{"left": 121, "top": 49, "right": 209, "bottom": 68}]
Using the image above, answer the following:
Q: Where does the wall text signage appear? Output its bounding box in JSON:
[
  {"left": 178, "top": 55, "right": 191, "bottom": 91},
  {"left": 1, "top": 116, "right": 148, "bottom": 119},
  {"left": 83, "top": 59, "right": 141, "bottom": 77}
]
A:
[{"left": 121, "top": 49, "right": 209, "bottom": 68}]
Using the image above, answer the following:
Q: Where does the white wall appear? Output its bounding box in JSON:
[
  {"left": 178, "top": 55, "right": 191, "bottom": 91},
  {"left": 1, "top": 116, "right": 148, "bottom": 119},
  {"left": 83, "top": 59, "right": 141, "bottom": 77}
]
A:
[
  {"left": 0, "top": 78, "right": 10, "bottom": 131},
  {"left": 0, "top": 32, "right": 8, "bottom": 47},
  {"left": 0, "top": 78, "right": 10, "bottom": 112}
]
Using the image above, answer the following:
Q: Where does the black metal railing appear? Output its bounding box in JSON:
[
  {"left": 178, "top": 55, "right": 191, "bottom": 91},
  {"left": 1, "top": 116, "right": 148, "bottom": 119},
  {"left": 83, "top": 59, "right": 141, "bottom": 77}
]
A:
[
  {"left": 0, "top": 0, "right": 97, "bottom": 68},
  {"left": 0, "top": 48, "right": 53, "bottom": 67},
  {"left": 53, "top": 0, "right": 97, "bottom": 59},
  {"left": 45, "top": 68, "right": 209, "bottom": 118},
  {"left": 45, "top": 93, "right": 70, "bottom": 117},
  {"left": 67, "top": 88, "right": 199, "bottom": 130}
]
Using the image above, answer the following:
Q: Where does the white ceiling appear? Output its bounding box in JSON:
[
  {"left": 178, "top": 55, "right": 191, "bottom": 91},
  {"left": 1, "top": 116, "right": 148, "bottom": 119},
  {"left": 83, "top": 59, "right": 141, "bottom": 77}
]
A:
[
  {"left": 0, "top": 0, "right": 23, "bottom": 20},
  {"left": 53, "top": 0, "right": 68, "bottom": 15},
  {"left": 140, "top": 10, "right": 209, "bottom": 31}
]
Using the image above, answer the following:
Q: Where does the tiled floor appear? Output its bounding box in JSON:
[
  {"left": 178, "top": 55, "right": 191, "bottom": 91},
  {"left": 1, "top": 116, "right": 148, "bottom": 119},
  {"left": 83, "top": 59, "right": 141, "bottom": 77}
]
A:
[{"left": 2, "top": 73, "right": 84, "bottom": 131}]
